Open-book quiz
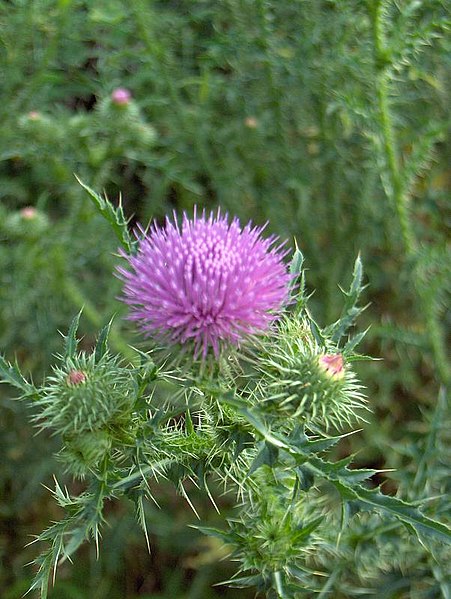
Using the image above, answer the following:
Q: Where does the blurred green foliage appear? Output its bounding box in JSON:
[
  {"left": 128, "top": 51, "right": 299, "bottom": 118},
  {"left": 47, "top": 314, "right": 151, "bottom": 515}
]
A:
[{"left": 0, "top": 0, "right": 449, "bottom": 597}]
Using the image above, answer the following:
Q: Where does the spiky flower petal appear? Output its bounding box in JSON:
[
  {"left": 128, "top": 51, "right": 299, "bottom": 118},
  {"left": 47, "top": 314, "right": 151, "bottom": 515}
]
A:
[
  {"left": 119, "top": 210, "right": 290, "bottom": 358},
  {"left": 318, "top": 353, "right": 345, "bottom": 379}
]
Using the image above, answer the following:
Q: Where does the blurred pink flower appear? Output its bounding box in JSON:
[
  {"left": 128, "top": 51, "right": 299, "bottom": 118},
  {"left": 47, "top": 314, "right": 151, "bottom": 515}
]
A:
[
  {"left": 111, "top": 88, "right": 132, "bottom": 105},
  {"left": 20, "top": 206, "right": 37, "bottom": 220}
]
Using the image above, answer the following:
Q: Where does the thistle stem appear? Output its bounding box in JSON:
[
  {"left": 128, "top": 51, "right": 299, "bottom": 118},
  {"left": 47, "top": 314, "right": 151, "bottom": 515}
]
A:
[
  {"left": 369, "top": 1, "right": 450, "bottom": 385},
  {"left": 370, "top": 1, "right": 415, "bottom": 255}
]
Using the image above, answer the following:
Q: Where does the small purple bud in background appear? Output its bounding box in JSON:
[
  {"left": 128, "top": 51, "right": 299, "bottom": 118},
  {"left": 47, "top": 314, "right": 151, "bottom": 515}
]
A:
[
  {"left": 27, "top": 111, "right": 41, "bottom": 121},
  {"left": 66, "top": 370, "right": 87, "bottom": 386},
  {"left": 111, "top": 87, "right": 132, "bottom": 106},
  {"left": 20, "top": 206, "right": 37, "bottom": 220},
  {"left": 119, "top": 210, "right": 291, "bottom": 359},
  {"left": 318, "top": 354, "right": 345, "bottom": 379}
]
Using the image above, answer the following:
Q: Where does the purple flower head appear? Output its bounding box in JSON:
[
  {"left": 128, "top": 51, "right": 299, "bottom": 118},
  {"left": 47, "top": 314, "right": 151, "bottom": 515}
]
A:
[{"left": 119, "top": 209, "right": 291, "bottom": 359}]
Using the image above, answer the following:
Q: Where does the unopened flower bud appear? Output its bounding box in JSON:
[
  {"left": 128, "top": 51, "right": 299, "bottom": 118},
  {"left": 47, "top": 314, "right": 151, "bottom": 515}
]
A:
[
  {"left": 255, "top": 317, "right": 366, "bottom": 429},
  {"left": 111, "top": 87, "right": 132, "bottom": 106},
  {"left": 318, "top": 353, "right": 345, "bottom": 379},
  {"left": 244, "top": 116, "right": 258, "bottom": 129},
  {"left": 38, "top": 353, "right": 134, "bottom": 436},
  {"left": 28, "top": 111, "right": 41, "bottom": 121},
  {"left": 62, "top": 430, "right": 112, "bottom": 476},
  {"left": 66, "top": 370, "right": 87, "bottom": 386},
  {"left": 20, "top": 206, "right": 37, "bottom": 220},
  {"left": 4, "top": 207, "right": 49, "bottom": 238}
]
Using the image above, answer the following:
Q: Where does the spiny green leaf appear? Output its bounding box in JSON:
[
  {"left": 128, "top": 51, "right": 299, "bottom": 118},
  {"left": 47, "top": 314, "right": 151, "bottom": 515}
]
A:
[
  {"left": 332, "top": 480, "right": 451, "bottom": 544},
  {"left": 343, "top": 328, "right": 370, "bottom": 354},
  {"left": 236, "top": 408, "right": 451, "bottom": 545},
  {"left": 305, "top": 308, "right": 326, "bottom": 345},
  {"left": 289, "top": 244, "right": 306, "bottom": 302},
  {"left": 349, "top": 253, "right": 363, "bottom": 298},
  {"left": 64, "top": 310, "right": 82, "bottom": 360},
  {"left": 193, "top": 524, "right": 230, "bottom": 542},
  {"left": 94, "top": 317, "right": 114, "bottom": 363},
  {"left": 248, "top": 441, "right": 279, "bottom": 475},
  {"left": 301, "top": 453, "right": 451, "bottom": 544},
  {"left": 219, "top": 574, "right": 263, "bottom": 588},
  {"left": 289, "top": 246, "right": 304, "bottom": 276},
  {"left": 185, "top": 409, "right": 195, "bottom": 435},
  {"left": 326, "top": 254, "right": 368, "bottom": 344},
  {"left": 289, "top": 428, "right": 346, "bottom": 455},
  {"left": 291, "top": 516, "right": 323, "bottom": 544},
  {"left": 76, "top": 176, "right": 138, "bottom": 255},
  {"left": 0, "top": 354, "right": 35, "bottom": 395},
  {"left": 294, "top": 466, "right": 315, "bottom": 492}
]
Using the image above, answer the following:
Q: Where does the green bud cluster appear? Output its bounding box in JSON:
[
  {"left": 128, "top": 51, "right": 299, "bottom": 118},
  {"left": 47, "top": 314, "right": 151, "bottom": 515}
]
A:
[
  {"left": 204, "top": 468, "right": 324, "bottom": 594},
  {"left": 62, "top": 430, "right": 112, "bottom": 477},
  {"left": 95, "top": 94, "right": 157, "bottom": 156},
  {"left": 38, "top": 352, "right": 133, "bottom": 434},
  {"left": 254, "top": 315, "right": 367, "bottom": 430},
  {"left": 36, "top": 352, "right": 134, "bottom": 474},
  {"left": 3, "top": 206, "right": 50, "bottom": 240}
]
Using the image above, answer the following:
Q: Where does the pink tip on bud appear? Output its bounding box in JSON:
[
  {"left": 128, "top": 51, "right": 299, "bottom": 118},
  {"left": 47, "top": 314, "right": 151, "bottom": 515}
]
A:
[
  {"left": 20, "top": 206, "right": 37, "bottom": 220},
  {"left": 28, "top": 111, "right": 41, "bottom": 121},
  {"left": 111, "top": 87, "right": 132, "bottom": 105},
  {"left": 318, "top": 354, "right": 345, "bottom": 379},
  {"left": 66, "top": 370, "right": 87, "bottom": 386}
]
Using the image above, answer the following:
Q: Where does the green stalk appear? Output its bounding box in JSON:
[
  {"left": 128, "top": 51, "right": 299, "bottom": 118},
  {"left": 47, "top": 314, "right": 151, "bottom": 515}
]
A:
[
  {"left": 370, "top": 1, "right": 415, "bottom": 255},
  {"left": 369, "top": 1, "right": 450, "bottom": 385}
]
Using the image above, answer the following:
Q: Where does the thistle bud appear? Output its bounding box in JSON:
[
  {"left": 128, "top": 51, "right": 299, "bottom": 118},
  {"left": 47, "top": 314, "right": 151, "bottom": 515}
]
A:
[
  {"left": 62, "top": 430, "right": 112, "bottom": 476},
  {"left": 255, "top": 316, "right": 366, "bottom": 429},
  {"left": 27, "top": 111, "right": 41, "bottom": 121},
  {"left": 318, "top": 353, "right": 345, "bottom": 379},
  {"left": 4, "top": 207, "right": 49, "bottom": 239},
  {"left": 20, "top": 206, "right": 38, "bottom": 220},
  {"left": 66, "top": 369, "right": 87, "bottom": 386},
  {"left": 111, "top": 87, "right": 132, "bottom": 106},
  {"left": 244, "top": 116, "right": 258, "bottom": 129},
  {"left": 37, "top": 353, "right": 134, "bottom": 436}
]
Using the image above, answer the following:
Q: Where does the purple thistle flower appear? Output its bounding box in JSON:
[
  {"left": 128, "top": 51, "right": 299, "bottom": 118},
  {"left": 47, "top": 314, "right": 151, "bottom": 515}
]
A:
[{"left": 118, "top": 209, "right": 291, "bottom": 358}]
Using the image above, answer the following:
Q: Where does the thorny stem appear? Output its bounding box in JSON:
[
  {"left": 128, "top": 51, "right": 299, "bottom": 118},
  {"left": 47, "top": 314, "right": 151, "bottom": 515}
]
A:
[
  {"left": 369, "top": 1, "right": 450, "bottom": 385},
  {"left": 370, "top": 1, "right": 415, "bottom": 254}
]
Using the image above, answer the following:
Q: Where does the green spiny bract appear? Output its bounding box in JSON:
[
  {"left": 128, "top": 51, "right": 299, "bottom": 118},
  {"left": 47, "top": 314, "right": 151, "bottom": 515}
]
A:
[
  {"left": 36, "top": 352, "right": 134, "bottom": 437},
  {"left": 3, "top": 206, "right": 50, "bottom": 240},
  {"left": 202, "top": 467, "right": 326, "bottom": 594},
  {"left": 253, "top": 314, "right": 367, "bottom": 430},
  {"left": 34, "top": 351, "right": 135, "bottom": 475},
  {"left": 61, "top": 430, "right": 112, "bottom": 477}
]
